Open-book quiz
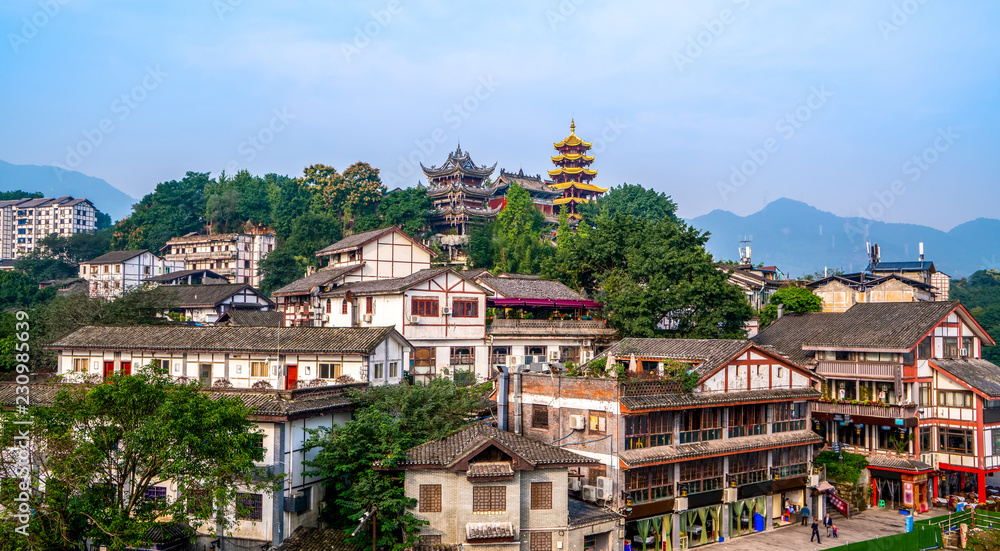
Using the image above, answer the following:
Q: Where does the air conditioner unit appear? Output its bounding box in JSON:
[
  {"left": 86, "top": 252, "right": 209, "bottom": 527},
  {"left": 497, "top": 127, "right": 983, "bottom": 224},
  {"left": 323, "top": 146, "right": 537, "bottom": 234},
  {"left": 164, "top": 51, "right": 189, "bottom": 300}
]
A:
[
  {"left": 505, "top": 355, "right": 520, "bottom": 367},
  {"left": 961, "top": 348, "right": 970, "bottom": 357},
  {"left": 808, "top": 474, "right": 820, "bottom": 487},
  {"left": 595, "top": 476, "right": 613, "bottom": 498},
  {"left": 441, "top": 307, "right": 452, "bottom": 315},
  {"left": 549, "top": 350, "right": 560, "bottom": 361},
  {"left": 362, "top": 314, "right": 373, "bottom": 323},
  {"left": 722, "top": 488, "right": 737, "bottom": 503},
  {"left": 407, "top": 315, "right": 420, "bottom": 324},
  {"left": 581, "top": 350, "right": 593, "bottom": 363},
  {"left": 568, "top": 477, "right": 582, "bottom": 492},
  {"left": 569, "top": 414, "right": 586, "bottom": 430},
  {"left": 582, "top": 485, "right": 597, "bottom": 502},
  {"left": 596, "top": 485, "right": 610, "bottom": 502}
]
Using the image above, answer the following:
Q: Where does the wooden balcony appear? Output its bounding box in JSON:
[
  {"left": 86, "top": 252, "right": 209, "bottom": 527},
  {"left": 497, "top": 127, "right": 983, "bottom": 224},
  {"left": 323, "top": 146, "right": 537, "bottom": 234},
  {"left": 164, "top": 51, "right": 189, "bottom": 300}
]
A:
[
  {"left": 486, "top": 318, "right": 617, "bottom": 338},
  {"left": 813, "top": 400, "right": 918, "bottom": 421},
  {"left": 815, "top": 361, "right": 899, "bottom": 380}
]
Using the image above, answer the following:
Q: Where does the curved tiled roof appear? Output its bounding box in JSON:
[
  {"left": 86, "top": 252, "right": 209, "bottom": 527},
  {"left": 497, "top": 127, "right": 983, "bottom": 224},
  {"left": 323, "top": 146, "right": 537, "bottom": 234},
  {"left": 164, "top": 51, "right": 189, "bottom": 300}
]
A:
[
  {"left": 84, "top": 250, "right": 149, "bottom": 264},
  {"left": 866, "top": 455, "right": 934, "bottom": 473},
  {"left": 477, "top": 276, "right": 585, "bottom": 301},
  {"left": 271, "top": 264, "right": 362, "bottom": 297},
  {"left": 315, "top": 227, "right": 426, "bottom": 256},
  {"left": 154, "top": 283, "right": 272, "bottom": 308},
  {"left": 399, "top": 423, "right": 598, "bottom": 468},
  {"left": 619, "top": 429, "right": 821, "bottom": 467},
  {"left": 621, "top": 387, "right": 821, "bottom": 412},
  {"left": 276, "top": 526, "right": 363, "bottom": 551},
  {"left": 752, "top": 312, "right": 840, "bottom": 366},
  {"left": 597, "top": 338, "right": 752, "bottom": 377},
  {"left": 799, "top": 301, "right": 959, "bottom": 351},
  {"left": 931, "top": 358, "right": 1000, "bottom": 398}
]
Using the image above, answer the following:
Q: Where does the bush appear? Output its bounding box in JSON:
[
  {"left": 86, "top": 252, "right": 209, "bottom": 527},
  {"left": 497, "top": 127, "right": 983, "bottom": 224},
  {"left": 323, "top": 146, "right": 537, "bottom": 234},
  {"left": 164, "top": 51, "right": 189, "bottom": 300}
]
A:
[{"left": 815, "top": 450, "right": 869, "bottom": 484}]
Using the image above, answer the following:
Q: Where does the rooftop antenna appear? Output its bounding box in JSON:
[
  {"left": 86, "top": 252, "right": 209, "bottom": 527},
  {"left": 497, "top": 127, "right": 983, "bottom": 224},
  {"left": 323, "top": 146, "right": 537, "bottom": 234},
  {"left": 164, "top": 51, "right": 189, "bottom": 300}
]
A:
[
  {"left": 866, "top": 242, "right": 880, "bottom": 272},
  {"left": 919, "top": 242, "right": 925, "bottom": 261},
  {"left": 738, "top": 235, "right": 752, "bottom": 266}
]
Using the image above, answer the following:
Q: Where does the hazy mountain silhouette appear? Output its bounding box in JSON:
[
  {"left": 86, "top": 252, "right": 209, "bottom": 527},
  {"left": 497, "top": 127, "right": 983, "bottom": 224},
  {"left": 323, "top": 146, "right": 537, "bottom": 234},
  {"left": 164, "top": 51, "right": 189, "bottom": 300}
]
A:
[{"left": 0, "top": 160, "right": 136, "bottom": 221}]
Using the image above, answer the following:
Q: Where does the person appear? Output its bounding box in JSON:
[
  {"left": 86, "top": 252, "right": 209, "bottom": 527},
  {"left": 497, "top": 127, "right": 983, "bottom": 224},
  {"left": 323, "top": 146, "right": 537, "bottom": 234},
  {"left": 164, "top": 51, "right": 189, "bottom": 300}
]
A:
[
  {"left": 811, "top": 518, "right": 822, "bottom": 543},
  {"left": 831, "top": 523, "right": 838, "bottom": 538},
  {"left": 801, "top": 504, "right": 811, "bottom": 526},
  {"left": 824, "top": 512, "right": 833, "bottom": 536}
]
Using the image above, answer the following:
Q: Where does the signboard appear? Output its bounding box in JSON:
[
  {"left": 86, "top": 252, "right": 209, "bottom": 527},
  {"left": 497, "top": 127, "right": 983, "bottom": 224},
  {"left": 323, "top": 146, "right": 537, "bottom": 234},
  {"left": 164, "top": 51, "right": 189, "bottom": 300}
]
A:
[
  {"left": 895, "top": 418, "right": 905, "bottom": 426},
  {"left": 827, "top": 492, "right": 850, "bottom": 519},
  {"left": 904, "top": 482, "right": 914, "bottom": 508}
]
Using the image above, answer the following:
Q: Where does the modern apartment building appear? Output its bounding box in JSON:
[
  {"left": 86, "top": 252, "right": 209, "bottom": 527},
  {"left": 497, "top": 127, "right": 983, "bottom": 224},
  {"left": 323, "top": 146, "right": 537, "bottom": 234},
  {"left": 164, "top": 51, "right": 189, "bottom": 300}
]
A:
[
  {"left": 0, "top": 196, "right": 97, "bottom": 259},
  {"left": 162, "top": 231, "right": 276, "bottom": 286}
]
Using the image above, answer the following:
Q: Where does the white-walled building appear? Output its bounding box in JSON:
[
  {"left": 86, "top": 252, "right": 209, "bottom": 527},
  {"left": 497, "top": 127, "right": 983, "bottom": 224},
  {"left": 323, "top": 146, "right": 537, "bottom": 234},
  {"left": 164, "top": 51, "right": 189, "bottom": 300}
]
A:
[
  {"left": 162, "top": 231, "right": 277, "bottom": 286},
  {"left": 48, "top": 325, "right": 412, "bottom": 389},
  {"left": 154, "top": 283, "right": 274, "bottom": 324},
  {"left": 0, "top": 196, "right": 97, "bottom": 259},
  {"left": 79, "top": 250, "right": 185, "bottom": 298}
]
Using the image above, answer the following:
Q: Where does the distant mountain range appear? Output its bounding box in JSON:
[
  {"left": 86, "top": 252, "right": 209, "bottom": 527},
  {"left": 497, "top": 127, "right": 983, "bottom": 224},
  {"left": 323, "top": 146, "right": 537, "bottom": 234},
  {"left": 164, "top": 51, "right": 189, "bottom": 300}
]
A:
[
  {"left": 0, "top": 160, "right": 136, "bottom": 221},
  {"left": 688, "top": 198, "right": 1000, "bottom": 279}
]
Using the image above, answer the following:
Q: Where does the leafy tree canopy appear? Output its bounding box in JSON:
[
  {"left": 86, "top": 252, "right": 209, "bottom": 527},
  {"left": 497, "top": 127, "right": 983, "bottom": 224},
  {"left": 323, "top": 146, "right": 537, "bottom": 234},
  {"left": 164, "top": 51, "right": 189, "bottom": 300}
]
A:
[
  {"left": 759, "top": 286, "right": 823, "bottom": 326},
  {"left": 578, "top": 183, "right": 678, "bottom": 223},
  {"left": 952, "top": 270, "right": 1000, "bottom": 363}
]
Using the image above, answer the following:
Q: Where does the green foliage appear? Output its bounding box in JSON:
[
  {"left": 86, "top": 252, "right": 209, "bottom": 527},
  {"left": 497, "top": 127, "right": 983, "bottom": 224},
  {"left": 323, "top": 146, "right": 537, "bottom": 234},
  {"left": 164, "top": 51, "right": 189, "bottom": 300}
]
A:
[
  {"left": 257, "top": 246, "right": 308, "bottom": 296},
  {"left": 577, "top": 183, "right": 678, "bottom": 223},
  {"left": 111, "top": 171, "right": 211, "bottom": 251},
  {"left": 814, "top": 450, "right": 869, "bottom": 484},
  {"left": 952, "top": 270, "right": 1000, "bottom": 363},
  {"left": 969, "top": 529, "right": 1000, "bottom": 551},
  {"left": 760, "top": 286, "right": 823, "bottom": 326},
  {"left": 378, "top": 185, "right": 431, "bottom": 236},
  {"left": 305, "top": 380, "right": 487, "bottom": 551},
  {"left": 0, "top": 367, "right": 273, "bottom": 550},
  {"left": 14, "top": 230, "right": 113, "bottom": 283},
  {"left": 0, "top": 270, "right": 55, "bottom": 310},
  {"left": 0, "top": 190, "right": 43, "bottom": 200},
  {"left": 466, "top": 222, "right": 495, "bottom": 269}
]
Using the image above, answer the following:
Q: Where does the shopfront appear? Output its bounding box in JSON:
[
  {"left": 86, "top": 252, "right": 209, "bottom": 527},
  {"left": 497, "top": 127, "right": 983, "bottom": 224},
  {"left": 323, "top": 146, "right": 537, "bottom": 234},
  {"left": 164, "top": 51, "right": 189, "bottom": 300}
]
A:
[
  {"left": 869, "top": 464, "right": 932, "bottom": 512},
  {"left": 679, "top": 504, "right": 724, "bottom": 548},
  {"left": 771, "top": 477, "right": 808, "bottom": 527},
  {"left": 729, "top": 496, "right": 767, "bottom": 537}
]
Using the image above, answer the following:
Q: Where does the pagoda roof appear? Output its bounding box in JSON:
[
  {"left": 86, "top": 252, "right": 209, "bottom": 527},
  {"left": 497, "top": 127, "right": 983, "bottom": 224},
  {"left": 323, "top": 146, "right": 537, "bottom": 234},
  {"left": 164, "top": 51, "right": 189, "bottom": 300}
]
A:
[
  {"left": 426, "top": 183, "right": 496, "bottom": 198},
  {"left": 554, "top": 197, "right": 597, "bottom": 206},
  {"left": 551, "top": 153, "right": 595, "bottom": 163},
  {"left": 548, "top": 182, "right": 608, "bottom": 193},
  {"left": 420, "top": 145, "right": 497, "bottom": 179},
  {"left": 495, "top": 169, "right": 563, "bottom": 197},
  {"left": 553, "top": 119, "right": 593, "bottom": 149},
  {"left": 548, "top": 167, "right": 598, "bottom": 177}
]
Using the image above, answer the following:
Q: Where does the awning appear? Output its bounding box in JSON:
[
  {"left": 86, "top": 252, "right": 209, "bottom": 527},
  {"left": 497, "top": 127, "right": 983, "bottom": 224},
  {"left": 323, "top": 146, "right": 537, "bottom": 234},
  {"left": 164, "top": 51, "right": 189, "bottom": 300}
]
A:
[
  {"left": 489, "top": 298, "right": 603, "bottom": 309},
  {"left": 815, "top": 481, "right": 836, "bottom": 492}
]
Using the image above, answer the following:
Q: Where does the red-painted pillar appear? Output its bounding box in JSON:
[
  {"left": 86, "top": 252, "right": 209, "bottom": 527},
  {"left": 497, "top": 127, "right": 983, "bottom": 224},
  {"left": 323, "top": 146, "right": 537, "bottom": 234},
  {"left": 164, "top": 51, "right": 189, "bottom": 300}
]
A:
[
  {"left": 932, "top": 476, "right": 938, "bottom": 500},
  {"left": 873, "top": 481, "right": 878, "bottom": 507},
  {"left": 979, "top": 472, "right": 987, "bottom": 504}
]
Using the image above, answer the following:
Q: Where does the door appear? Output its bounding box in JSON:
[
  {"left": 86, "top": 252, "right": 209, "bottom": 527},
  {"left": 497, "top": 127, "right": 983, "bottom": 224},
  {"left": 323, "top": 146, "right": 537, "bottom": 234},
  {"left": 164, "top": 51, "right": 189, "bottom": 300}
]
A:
[
  {"left": 285, "top": 365, "right": 298, "bottom": 390},
  {"left": 199, "top": 364, "right": 212, "bottom": 387},
  {"left": 121, "top": 361, "right": 131, "bottom": 376},
  {"left": 103, "top": 361, "right": 115, "bottom": 379}
]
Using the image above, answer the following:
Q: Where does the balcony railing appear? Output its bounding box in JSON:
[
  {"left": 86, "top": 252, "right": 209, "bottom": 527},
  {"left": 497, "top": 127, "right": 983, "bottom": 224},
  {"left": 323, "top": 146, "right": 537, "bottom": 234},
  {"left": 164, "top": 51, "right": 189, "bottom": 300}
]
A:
[
  {"left": 486, "top": 318, "right": 616, "bottom": 336},
  {"left": 813, "top": 401, "right": 917, "bottom": 419},
  {"left": 728, "top": 469, "right": 769, "bottom": 487},
  {"left": 815, "top": 361, "right": 899, "bottom": 379},
  {"left": 771, "top": 463, "right": 808, "bottom": 479}
]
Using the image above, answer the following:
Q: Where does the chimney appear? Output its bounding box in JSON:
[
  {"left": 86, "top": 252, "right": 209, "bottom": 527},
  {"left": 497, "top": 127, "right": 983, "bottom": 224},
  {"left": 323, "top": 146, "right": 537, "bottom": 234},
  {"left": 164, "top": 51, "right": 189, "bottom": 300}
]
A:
[
  {"left": 777, "top": 304, "right": 784, "bottom": 320},
  {"left": 497, "top": 366, "right": 509, "bottom": 431},
  {"left": 306, "top": 265, "right": 317, "bottom": 276}
]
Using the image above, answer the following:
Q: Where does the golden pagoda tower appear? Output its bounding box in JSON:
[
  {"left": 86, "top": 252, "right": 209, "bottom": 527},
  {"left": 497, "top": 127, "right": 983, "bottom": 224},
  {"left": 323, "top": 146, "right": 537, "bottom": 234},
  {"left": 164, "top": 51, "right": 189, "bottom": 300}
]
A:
[{"left": 547, "top": 119, "right": 607, "bottom": 218}]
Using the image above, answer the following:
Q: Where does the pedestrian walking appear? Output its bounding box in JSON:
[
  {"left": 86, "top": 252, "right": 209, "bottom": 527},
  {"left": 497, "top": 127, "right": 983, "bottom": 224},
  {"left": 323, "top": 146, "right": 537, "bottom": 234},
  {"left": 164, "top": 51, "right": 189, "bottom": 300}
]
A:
[
  {"left": 823, "top": 512, "right": 832, "bottom": 536},
  {"left": 800, "top": 504, "right": 811, "bottom": 526},
  {"left": 810, "top": 518, "right": 822, "bottom": 543},
  {"left": 831, "top": 523, "right": 838, "bottom": 538}
]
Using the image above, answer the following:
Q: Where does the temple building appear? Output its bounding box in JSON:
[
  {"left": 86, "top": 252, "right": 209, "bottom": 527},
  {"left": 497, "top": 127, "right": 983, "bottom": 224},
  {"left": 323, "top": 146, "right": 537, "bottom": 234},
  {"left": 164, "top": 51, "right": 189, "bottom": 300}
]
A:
[
  {"left": 548, "top": 120, "right": 607, "bottom": 218},
  {"left": 490, "top": 169, "right": 563, "bottom": 224},
  {"left": 421, "top": 145, "right": 498, "bottom": 238}
]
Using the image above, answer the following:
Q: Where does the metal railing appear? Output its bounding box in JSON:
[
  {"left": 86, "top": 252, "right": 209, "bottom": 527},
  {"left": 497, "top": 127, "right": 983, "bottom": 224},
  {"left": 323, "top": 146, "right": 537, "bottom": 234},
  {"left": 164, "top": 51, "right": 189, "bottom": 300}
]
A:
[
  {"left": 815, "top": 361, "right": 898, "bottom": 379},
  {"left": 812, "top": 401, "right": 917, "bottom": 419}
]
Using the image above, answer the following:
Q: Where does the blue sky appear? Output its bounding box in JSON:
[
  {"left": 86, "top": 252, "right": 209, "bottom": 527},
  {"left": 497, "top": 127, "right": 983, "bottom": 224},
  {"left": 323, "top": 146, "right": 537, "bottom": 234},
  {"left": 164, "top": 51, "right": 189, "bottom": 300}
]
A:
[{"left": 2, "top": 1, "right": 998, "bottom": 229}]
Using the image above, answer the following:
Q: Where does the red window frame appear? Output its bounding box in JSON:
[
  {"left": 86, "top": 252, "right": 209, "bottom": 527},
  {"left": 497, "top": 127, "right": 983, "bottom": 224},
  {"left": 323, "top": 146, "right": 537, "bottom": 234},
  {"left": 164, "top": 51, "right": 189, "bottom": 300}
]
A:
[
  {"left": 366, "top": 296, "right": 375, "bottom": 315},
  {"left": 453, "top": 299, "right": 478, "bottom": 318},
  {"left": 341, "top": 299, "right": 348, "bottom": 315},
  {"left": 412, "top": 298, "right": 439, "bottom": 317}
]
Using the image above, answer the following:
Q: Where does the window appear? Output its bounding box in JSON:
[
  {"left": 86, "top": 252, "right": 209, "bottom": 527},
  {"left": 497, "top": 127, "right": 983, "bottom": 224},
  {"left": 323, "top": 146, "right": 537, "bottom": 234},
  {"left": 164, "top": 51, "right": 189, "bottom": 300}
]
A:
[
  {"left": 962, "top": 337, "right": 975, "bottom": 356},
  {"left": 678, "top": 457, "right": 724, "bottom": 495},
  {"left": 589, "top": 411, "right": 606, "bottom": 434},
  {"left": 679, "top": 409, "right": 721, "bottom": 444},
  {"left": 993, "top": 430, "right": 1000, "bottom": 456},
  {"left": 835, "top": 351, "right": 853, "bottom": 361},
  {"left": 451, "top": 346, "right": 475, "bottom": 366},
  {"left": 729, "top": 404, "right": 767, "bottom": 437},
  {"left": 187, "top": 490, "right": 213, "bottom": 514},
  {"left": 319, "top": 363, "right": 342, "bottom": 379},
  {"left": 366, "top": 296, "right": 375, "bottom": 315},
  {"left": 728, "top": 451, "right": 768, "bottom": 486},
  {"left": 73, "top": 358, "right": 89, "bottom": 373},
  {"left": 419, "top": 484, "right": 442, "bottom": 512},
  {"left": 250, "top": 361, "right": 268, "bottom": 377},
  {"left": 939, "top": 428, "right": 974, "bottom": 454},
  {"left": 530, "top": 532, "right": 552, "bottom": 551},
  {"left": 773, "top": 446, "right": 809, "bottom": 477},
  {"left": 772, "top": 403, "right": 807, "bottom": 433},
  {"left": 625, "top": 412, "right": 673, "bottom": 450},
  {"left": 326, "top": 300, "right": 331, "bottom": 314},
  {"left": 472, "top": 486, "right": 506, "bottom": 513},
  {"left": 919, "top": 383, "right": 931, "bottom": 406},
  {"left": 920, "top": 427, "right": 932, "bottom": 453},
  {"left": 115, "top": 265, "right": 121, "bottom": 274},
  {"left": 412, "top": 298, "right": 439, "bottom": 317},
  {"left": 144, "top": 486, "right": 167, "bottom": 502},
  {"left": 943, "top": 337, "right": 959, "bottom": 359},
  {"left": 103, "top": 265, "right": 109, "bottom": 274},
  {"left": 236, "top": 493, "right": 263, "bottom": 521},
  {"left": 453, "top": 299, "right": 478, "bottom": 318},
  {"left": 420, "top": 536, "right": 442, "bottom": 545},
  {"left": 532, "top": 405, "right": 549, "bottom": 429},
  {"left": 342, "top": 299, "right": 348, "bottom": 315},
  {"left": 143, "top": 266, "right": 150, "bottom": 275},
  {"left": 389, "top": 362, "right": 399, "bottom": 378},
  {"left": 530, "top": 482, "right": 552, "bottom": 510},
  {"left": 938, "top": 390, "right": 973, "bottom": 408},
  {"left": 625, "top": 464, "right": 674, "bottom": 504},
  {"left": 374, "top": 362, "right": 384, "bottom": 379}
]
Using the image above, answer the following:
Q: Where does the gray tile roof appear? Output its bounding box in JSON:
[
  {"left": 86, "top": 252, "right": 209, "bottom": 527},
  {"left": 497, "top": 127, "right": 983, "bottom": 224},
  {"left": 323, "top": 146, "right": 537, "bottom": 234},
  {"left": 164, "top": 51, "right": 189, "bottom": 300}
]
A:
[
  {"left": 217, "top": 309, "right": 285, "bottom": 327},
  {"left": 315, "top": 227, "right": 425, "bottom": 256},
  {"left": 84, "top": 250, "right": 149, "bottom": 264},
  {"left": 466, "top": 522, "right": 515, "bottom": 540},
  {"left": 46, "top": 325, "right": 401, "bottom": 355},
  {"left": 477, "top": 275, "right": 585, "bottom": 301},
  {"left": 800, "top": 301, "right": 959, "bottom": 351},
  {"left": 621, "top": 387, "right": 821, "bottom": 411},
  {"left": 568, "top": 496, "right": 620, "bottom": 527},
  {"left": 154, "top": 283, "right": 273, "bottom": 308},
  {"left": 271, "top": 264, "right": 362, "bottom": 297},
  {"left": 598, "top": 338, "right": 752, "bottom": 377},
  {"left": 866, "top": 455, "right": 934, "bottom": 473},
  {"left": 752, "top": 312, "right": 841, "bottom": 366},
  {"left": 618, "top": 430, "right": 822, "bottom": 467},
  {"left": 931, "top": 358, "right": 1000, "bottom": 398},
  {"left": 399, "top": 423, "right": 599, "bottom": 468},
  {"left": 320, "top": 268, "right": 471, "bottom": 297},
  {"left": 467, "top": 461, "right": 515, "bottom": 478},
  {"left": 275, "top": 526, "right": 364, "bottom": 551},
  {"left": 145, "top": 269, "right": 226, "bottom": 283}
]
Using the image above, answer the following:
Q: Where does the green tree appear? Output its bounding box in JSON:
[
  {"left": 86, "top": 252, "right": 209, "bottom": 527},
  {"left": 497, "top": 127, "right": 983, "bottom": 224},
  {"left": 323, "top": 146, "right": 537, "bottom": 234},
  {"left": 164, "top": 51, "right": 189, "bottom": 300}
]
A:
[
  {"left": 111, "top": 172, "right": 210, "bottom": 251},
  {"left": 952, "top": 270, "right": 1000, "bottom": 363},
  {"left": 759, "top": 286, "right": 823, "bottom": 326},
  {"left": 257, "top": 247, "right": 308, "bottom": 295},
  {"left": 378, "top": 185, "right": 431, "bottom": 236},
  {"left": 0, "top": 367, "right": 274, "bottom": 550},
  {"left": 577, "top": 183, "right": 678, "bottom": 223},
  {"left": 465, "top": 222, "right": 495, "bottom": 269},
  {"left": 305, "top": 380, "right": 488, "bottom": 551},
  {"left": 0, "top": 270, "right": 55, "bottom": 309},
  {"left": 495, "top": 184, "right": 543, "bottom": 243},
  {"left": 206, "top": 188, "right": 242, "bottom": 233},
  {"left": 0, "top": 190, "right": 43, "bottom": 200}
]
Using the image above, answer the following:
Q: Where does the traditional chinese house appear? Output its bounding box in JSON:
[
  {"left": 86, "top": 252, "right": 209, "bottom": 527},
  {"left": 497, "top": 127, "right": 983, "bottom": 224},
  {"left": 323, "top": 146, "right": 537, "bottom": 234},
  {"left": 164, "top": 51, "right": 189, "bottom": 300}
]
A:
[{"left": 422, "top": 145, "right": 499, "bottom": 237}]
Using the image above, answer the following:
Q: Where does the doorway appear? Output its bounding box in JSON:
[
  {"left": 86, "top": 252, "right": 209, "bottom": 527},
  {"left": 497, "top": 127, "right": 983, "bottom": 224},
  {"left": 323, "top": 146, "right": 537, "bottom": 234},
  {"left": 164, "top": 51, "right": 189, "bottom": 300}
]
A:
[
  {"left": 199, "top": 364, "right": 212, "bottom": 386},
  {"left": 121, "top": 361, "right": 131, "bottom": 376},
  {"left": 103, "top": 361, "right": 115, "bottom": 379},
  {"left": 286, "top": 365, "right": 298, "bottom": 390}
]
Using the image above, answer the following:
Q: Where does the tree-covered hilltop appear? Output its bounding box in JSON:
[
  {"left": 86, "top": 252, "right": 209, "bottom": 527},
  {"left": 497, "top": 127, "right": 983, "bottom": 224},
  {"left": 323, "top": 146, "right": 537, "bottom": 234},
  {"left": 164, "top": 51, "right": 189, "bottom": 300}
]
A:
[{"left": 951, "top": 270, "right": 1000, "bottom": 363}]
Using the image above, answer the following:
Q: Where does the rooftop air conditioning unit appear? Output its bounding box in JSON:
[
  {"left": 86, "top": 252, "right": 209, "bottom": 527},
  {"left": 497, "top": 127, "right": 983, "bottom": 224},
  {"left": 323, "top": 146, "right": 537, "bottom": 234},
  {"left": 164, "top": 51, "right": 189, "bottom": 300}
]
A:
[
  {"left": 722, "top": 488, "right": 737, "bottom": 503},
  {"left": 441, "top": 307, "right": 452, "bottom": 315},
  {"left": 506, "top": 355, "right": 520, "bottom": 367},
  {"left": 362, "top": 314, "right": 373, "bottom": 323},
  {"left": 582, "top": 486, "right": 597, "bottom": 502},
  {"left": 407, "top": 315, "right": 420, "bottom": 324},
  {"left": 596, "top": 476, "right": 613, "bottom": 497},
  {"left": 568, "top": 477, "right": 582, "bottom": 492},
  {"left": 961, "top": 348, "right": 970, "bottom": 357},
  {"left": 549, "top": 350, "right": 560, "bottom": 361},
  {"left": 581, "top": 350, "right": 593, "bottom": 363},
  {"left": 569, "top": 415, "right": 586, "bottom": 430}
]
